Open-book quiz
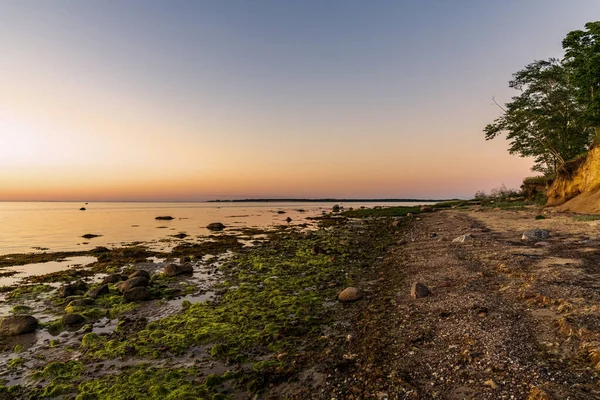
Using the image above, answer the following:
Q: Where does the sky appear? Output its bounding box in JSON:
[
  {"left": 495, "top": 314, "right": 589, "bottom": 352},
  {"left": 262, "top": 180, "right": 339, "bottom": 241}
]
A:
[{"left": 1, "top": 1, "right": 599, "bottom": 201}]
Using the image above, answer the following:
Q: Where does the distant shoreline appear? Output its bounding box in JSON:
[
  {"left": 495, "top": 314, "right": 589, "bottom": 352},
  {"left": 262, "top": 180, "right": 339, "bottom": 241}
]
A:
[{"left": 208, "top": 198, "right": 457, "bottom": 203}]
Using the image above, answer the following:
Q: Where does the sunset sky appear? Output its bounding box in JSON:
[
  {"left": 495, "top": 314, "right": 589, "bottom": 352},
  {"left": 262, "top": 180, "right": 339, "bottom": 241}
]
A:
[{"left": 1, "top": 1, "right": 599, "bottom": 201}]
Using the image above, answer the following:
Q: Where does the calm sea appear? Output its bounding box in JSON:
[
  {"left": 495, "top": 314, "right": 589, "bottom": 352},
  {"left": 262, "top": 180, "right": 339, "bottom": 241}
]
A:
[{"left": 0, "top": 201, "right": 431, "bottom": 255}]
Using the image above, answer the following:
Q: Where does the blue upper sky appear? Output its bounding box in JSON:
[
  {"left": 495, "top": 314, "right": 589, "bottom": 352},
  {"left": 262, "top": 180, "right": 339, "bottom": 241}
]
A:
[{"left": 1, "top": 1, "right": 599, "bottom": 200}]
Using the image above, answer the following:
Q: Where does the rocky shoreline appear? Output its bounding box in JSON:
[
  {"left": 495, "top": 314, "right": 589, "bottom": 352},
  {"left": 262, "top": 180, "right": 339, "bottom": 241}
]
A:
[{"left": 1, "top": 205, "right": 600, "bottom": 399}]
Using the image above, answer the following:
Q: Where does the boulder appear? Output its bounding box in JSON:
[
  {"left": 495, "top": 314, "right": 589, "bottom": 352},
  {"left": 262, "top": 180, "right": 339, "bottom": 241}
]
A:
[
  {"left": 452, "top": 234, "right": 474, "bottom": 243},
  {"left": 62, "top": 313, "right": 85, "bottom": 326},
  {"left": 59, "top": 280, "right": 89, "bottom": 298},
  {"left": 86, "top": 285, "right": 109, "bottom": 299},
  {"left": 206, "top": 222, "right": 225, "bottom": 231},
  {"left": 420, "top": 206, "right": 434, "bottom": 212},
  {"left": 116, "top": 277, "right": 149, "bottom": 293},
  {"left": 332, "top": 204, "right": 340, "bottom": 212},
  {"left": 338, "top": 287, "right": 362, "bottom": 302},
  {"left": 0, "top": 315, "right": 38, "bottom": 337},
  {"left": 411, "top": 282, "right": 430, "bottom": 299},
  {"left": 163, "top": 263, "right": 194, "bottom": 277},
  {"left": 128, "top": 270, "right": 151, "bottom": 280},
  {"left": 522, "top": 229, "right": 550, "bottom": 240},
  {"left": 101, "top": 274, "right": 125, "bottom": 284},
  {"left": 123, "top": 287, "right": 151, "bottom": 302}
]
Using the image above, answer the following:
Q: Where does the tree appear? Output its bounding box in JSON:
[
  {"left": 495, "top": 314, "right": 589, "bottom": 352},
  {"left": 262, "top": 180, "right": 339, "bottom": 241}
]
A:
[
  {"left": 484, "top": 58, "right": 591, "bottom": 175},
  {"left": 562, "top": 21, "right": 600, "bottom": 139}
]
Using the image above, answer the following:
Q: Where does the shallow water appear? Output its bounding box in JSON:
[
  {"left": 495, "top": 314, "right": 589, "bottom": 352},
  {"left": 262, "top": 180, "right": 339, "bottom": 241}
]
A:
[{"left": 0, "top": 201, "right": 429, "bottom": 255}]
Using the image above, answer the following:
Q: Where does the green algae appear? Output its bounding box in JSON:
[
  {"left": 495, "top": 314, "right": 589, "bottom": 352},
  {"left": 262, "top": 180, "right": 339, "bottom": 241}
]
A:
[
  {"left": 76, "top": 365, "right": 236, "bottom": 400},
  {"left": 6, "top": 284, "right": 53, "bottom": 300},
  {"left": 30, "top": 360, "right": 85, "bottom": 398},
  {"left": 0, "top": 251, "right": 87, "bottom": 268},
  {"left": 9, "top": 217, "right": 398, "bottom": 398},
  {"left": 342, "top": 206, "right": 422, "bottom": 218}
]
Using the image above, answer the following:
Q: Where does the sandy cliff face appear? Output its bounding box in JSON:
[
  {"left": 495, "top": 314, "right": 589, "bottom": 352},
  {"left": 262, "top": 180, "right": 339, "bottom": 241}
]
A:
[{"left": 546, "top": 146, "right": 600, "bottom": 213}]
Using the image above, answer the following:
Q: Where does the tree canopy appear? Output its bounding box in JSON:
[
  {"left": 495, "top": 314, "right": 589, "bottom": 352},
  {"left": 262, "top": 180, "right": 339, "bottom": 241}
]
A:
[
  {"left": 484, "top": 59, "right": 591, "bottom": 175},
  {"left": 485, "top": 21, "right": 600, "bottom": 175}
]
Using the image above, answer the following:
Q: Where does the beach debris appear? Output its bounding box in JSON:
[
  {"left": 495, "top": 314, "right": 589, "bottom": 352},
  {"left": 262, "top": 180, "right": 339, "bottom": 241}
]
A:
[
  {"left": 86, "top": 284, "right": 109, "bottom": 299},
  {"left": 206, "top": 222, "right": 225, "bottom": 231},
  {"left": 163, "top": 263, "right": 194, "bottom": 277},
  {"left": 62, "top": 313, "right": 85, "bottom": 326},
  {"left": 0, "top": 315, "right": 38, "bottom": 337},
  {"left": 129, "top": 270, "right": 151, "bottom": 280},
  {"left": 59, "top": 280, "right": 89, "bottom": 298},
  {"left": 117, "top": 277, "right": 149, "bottom": 293},
  {"left": 522, "top": 229, "right": 549, "bottom": 240},
  {"left": 338, "top": 287, "right": 362, "bottom": 302},
  {"left": 452, "top": 234, "right": 474, "bottom": 243},
  {"left": 123, "top": 287, "right": 151, "bottom": 302},
  {"left": 155, "top": 216, "right": 174, "bottom": 220},
  {"left": 411, "top": 282, "right": 430, "bottom": 298}
]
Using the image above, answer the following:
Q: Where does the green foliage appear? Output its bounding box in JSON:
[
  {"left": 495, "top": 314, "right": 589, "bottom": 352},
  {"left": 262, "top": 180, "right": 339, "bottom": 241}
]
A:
[
  {"left": 485, "top": 58, "right": 591, "bottom": 174},
  {"left": 563, "top": 21, "right": 600, "bottom": 130}
]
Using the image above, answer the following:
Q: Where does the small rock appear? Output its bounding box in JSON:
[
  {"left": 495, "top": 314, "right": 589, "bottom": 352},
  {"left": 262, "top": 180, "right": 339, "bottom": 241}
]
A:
[
  {"left": 67, "top": 298, "right": 95, "bottom": 307},
  {"left": 206, "top": 222, "right": 225, "bottom": 231},
  {"left": 391, "top": 220, "right": 401, "bottom": 227},
  {"left": 0, "top": 315, "right": 38, "bottom": 337},
  {"left": 484, "top": 379, "right": 498, "bottom": 389},
  {"left": 123, "top": 286, "right": 151, "bottom": 302},
  {"left": 163, "top": 263, "right": 194, "bottom": 277},
  {"left": 534, "top": 241, "right": 550, "bottom": 247},
  {"left": 338, "top": 287, "right": 361, "bottom": 302},
  {"left": 79, "top": 207, "right": 86, "bottom": 211},
  {"left": 59, "top": 280, "right": 89, "bottom": 298},
  {"left": 406, "top": 213, "right": 414, "bottom": 217},
  {"left": 101, "top": 274, "right": 125, "bottom": 284},
  {"left": 86, "top": 284, "right": 109, "bottom": 299},
  {"left": 155, "top": 216, "right": 174, "bottom": 220},
  {"left": 129, "top": 270, "right": 151, "bottom": 280},
  {"left": 285, "top": 217, "right": 292, "bottom": 223},
  {"left": 420, "top": 206, "right": 433, "bottom": 212},
  {"left": 452, "top": 234, "right": 474, "bottom": 243},
  {"left": 332, "top": 204, "right": 340, "bottom": 212},
  {"left": 116, "top": 277, "right": 149, "bottom": 293},
  {"left": 62, "top": 313, "right": 86, "bottom": 326},
  {"left": 411, "top": 282, "right": 430, "bottom": 298},
  {"left": 81, "top": 233, "right": 101, "bottom": 239},
  {"left": 522, "top": 229, "right": 549, "bottom": 240}
]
